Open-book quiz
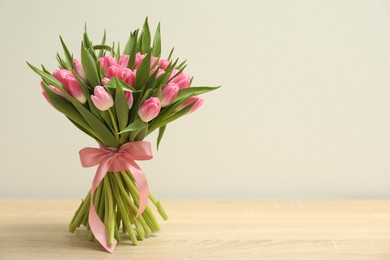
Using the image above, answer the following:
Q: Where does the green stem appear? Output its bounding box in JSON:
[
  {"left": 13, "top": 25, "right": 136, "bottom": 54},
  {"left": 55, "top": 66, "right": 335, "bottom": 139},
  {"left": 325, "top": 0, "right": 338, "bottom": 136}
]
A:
[
  {"left": 109, "top": 174, "right": 138, "bottom": 245},
  {"left": 69, "top": 192, "right": 91, "bottom": 232},
  {"left": 108, "top": 108, "right": 119, "bottom": 140},
  {"left": 103, "top": 175, "right": 115, "bottom": 245}
]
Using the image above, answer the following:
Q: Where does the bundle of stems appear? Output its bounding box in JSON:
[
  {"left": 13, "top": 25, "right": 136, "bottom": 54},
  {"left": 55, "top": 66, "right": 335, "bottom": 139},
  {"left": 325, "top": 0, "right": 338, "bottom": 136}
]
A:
[{"left": 69, "top": 170, "right": 168, "bottom": 244}]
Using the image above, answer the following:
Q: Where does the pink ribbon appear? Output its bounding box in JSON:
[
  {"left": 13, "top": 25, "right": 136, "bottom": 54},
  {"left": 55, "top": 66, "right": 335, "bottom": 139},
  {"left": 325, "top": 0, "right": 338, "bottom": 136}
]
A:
[{"left": 79, "top": 141, "right": 153, "bottom": 253}]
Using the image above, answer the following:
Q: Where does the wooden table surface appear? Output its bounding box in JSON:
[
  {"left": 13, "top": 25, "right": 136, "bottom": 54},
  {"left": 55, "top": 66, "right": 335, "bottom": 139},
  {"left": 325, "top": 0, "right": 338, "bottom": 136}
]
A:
[{"left": 1, "top": 200, "right": 390, "bottom": 259}]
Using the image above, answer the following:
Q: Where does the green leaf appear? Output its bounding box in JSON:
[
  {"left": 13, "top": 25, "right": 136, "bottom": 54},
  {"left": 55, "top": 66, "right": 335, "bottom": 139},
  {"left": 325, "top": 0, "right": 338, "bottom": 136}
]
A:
[
  {"left": 114, "top": 78, "right": 129, "bottom": 132},
  {"left": 81, "top": 43, "right": 100, "bottom": 87},
  {"left": 43, "top": 84, "right": 95, "bottom": 137},
  {"left": 27, "top": 62, "right": 63, "bottom": 88},
  {"left": 160, "top": 102, "right": 196, "bottom": 126},
  {"left": 104, "top": 78, "right": 137, "bottom": 92},
  {"left": 59, "top": 36, "right": 73, "bottom": 69},
  {"left": 125, "top": 30, "right": 139, "bottom": 69},
  {"left": 152, "top": 23, "right": 161, "bottom": 57},
  {"left": 68, "top": 96, "right": 119, "bottom": 147},
  {"left": 157, "top": 125, "right": 166, "bottom": 150},
  {"left": 135, "top": 50, "right": 151, "bottom": 89},
  {"left": 119, "top": 118, "right": 146, "bottom": 134},
  {"left": 174, "top": 86, "right": 221, "bottom": 102},
  {"left": 167, "top": 47, "right": 174, "bottom": 60},
  {"left": 98, "top": 30, "right": 107, "bottom": 57},
  {"left": 94, "top": 44, "right": 112, "bottom": 52},
  {"left": 141, "top": 17, "right": 151, "bottom": 53}
]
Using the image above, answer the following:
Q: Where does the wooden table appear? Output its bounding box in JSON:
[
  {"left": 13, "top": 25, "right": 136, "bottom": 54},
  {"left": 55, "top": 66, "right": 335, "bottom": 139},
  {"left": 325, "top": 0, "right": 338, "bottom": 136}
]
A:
[{"left": 1, "top": 200, "right": 390, "bottom": 259}]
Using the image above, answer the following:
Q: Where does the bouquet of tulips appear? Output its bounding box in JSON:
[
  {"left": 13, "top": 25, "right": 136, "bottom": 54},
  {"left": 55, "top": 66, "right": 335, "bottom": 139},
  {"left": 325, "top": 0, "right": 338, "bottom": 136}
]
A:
[{"left": 27, "top": 18, "right": 218, "bottom": 253}]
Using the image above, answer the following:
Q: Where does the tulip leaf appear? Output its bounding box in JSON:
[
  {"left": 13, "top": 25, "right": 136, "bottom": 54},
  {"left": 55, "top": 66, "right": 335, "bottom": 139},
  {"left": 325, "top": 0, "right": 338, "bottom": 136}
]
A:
[
  {"left": 27, "top": 62, "right": 63, "bottom": 89},
  {"left": 81, "top": 43, "right": 100, "bottom": 87},
  {"left": 124, "top": 30, "right": 139, "bottom": 70},
  {"left": 135, "top": 50, "right": 151, "bottom": 89},
  {"left": 43, "top": 84, "right": 94, "bottom": 137},
  {"left": 115, "top": 78, "right": 129, "bottom": 131},
  {"left": 147, "top": 98, "right": 188, "bottom": 133},
  {"left": 141, "top": 17, "right": 151, "bottom": 53},
  {"left": 119, "top": 118, "right": 146, "bottom": 134},
  {"left": 59, "top": 36, "right": 73, "bottom": 69},
  {"left": 152, "top": 23, "right": 161, "bottom": 57},
  {"left": 156, "top": 125, "right": 166, "bottom": 150},
  {"left": 98, "top": 30, "right": 107, "bottom": 57},
  {"left": 94, "top": 44, "right": 112, "bottom": 52},
  {"left": 174, "top": 86, "right": 220, "bottom": 102},
  {"left": 160, "top": 102, "right": 196, "bottom": 127},
  {"left": 68, "top": 95, "right": 119, "bottom": 147},
  {"left": 167, "top": 47, "right": 174, "bottom": 60},
  {"left": 104, "top": 78, "right": 137, "bottom": 92}
]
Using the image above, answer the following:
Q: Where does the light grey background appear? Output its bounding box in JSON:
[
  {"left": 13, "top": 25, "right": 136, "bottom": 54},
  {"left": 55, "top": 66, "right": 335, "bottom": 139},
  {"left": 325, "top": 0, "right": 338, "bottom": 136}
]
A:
[{"left": 1, "top": 0, "right": 390, "bottom": 199}]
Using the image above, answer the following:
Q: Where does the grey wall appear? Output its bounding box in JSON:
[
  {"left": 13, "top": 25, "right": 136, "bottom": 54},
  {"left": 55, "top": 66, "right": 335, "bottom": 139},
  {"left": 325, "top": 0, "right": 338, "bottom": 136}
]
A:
[{"left": 1, "top": 0, "right": 390, "bottom": 199}]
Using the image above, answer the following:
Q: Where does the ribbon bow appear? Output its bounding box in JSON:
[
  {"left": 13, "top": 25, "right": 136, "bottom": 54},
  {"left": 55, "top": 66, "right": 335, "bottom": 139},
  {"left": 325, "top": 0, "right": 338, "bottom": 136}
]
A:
[{"left": 79, "top": 141, "right": 153, "bottom": 253}]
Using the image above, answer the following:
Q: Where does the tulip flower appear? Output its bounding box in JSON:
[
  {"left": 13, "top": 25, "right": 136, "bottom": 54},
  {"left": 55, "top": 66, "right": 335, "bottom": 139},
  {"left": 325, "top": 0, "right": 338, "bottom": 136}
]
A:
[
  {"left": 170, "top": 70, "right": 191, "bottom": 89},
  {"left": 73, "top": 59, "right": 87, "bottom": 82},
  {"left": 99, "top": 56, "right": 117, "bottom": 73},
  {"left": 158, "top": 59, "right": 170, "bottom": 70},
  {"left": 106, "top": 65, "right": 123, "bottom": 79},
  {"left": 121, "top": 68, "right": 136, "bottom": 87},
  {"left": 118, "top": 55, "right": 129, "bottom": 68},
  {"left": 161, "top": 83, "right": 179, "bottom": 107},
  {"left": 101, "top": 77, "right": 110, "bottom": 86},
  {"left": 124, "top": 91, "right": 133, "bottom": 108},
  {"left": 176, "top": 96, "right": 204, "bottom": 114},
  {"left": 134, "top": 52, "right": 145, "bottom": 69},
  {"left": 91, "top": 86, "right": 114, "bottom": 111},
  {"left": 138, "top": 97, "right": 161, "bottom": 122},
  {"left": 52, "top": 69, "right": 86, "bottom": 104}
]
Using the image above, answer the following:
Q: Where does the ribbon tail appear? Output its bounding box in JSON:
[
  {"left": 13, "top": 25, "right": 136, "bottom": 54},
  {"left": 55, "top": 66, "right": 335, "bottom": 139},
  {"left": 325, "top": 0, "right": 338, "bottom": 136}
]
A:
[
  {"left": 89, "top": 162, "right": 117, "bottom": 253},
  {"left": 127, "top": 162, "right": 149, "bottom": 219}
]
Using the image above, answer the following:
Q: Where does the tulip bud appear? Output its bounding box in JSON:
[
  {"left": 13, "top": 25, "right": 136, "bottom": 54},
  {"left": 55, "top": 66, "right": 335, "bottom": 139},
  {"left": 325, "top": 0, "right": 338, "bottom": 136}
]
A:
[
  {"left": 118, "top": 55, "right": 129, "bottom": 68},
  {"left": 106, "top": 65, "right": 123, "bottom": 79},
  {"left": 124, "top": 91, "right": 133, "bottom": 108},
  {"left": 91, "top": 86, "right": 114, "bottom": 111},
  {"left": 73, "top": 59, "right": 87, "bottom": 82},
  {"left": 138, "top": 97, "right": 161, "bottom": 122},
  {"left": 101, "top": 77, "right": 110, "bottom": 86},
  {"left": 170, "top": 70, "right": 191, "bottom": 89},
  {"left": 99, "top": 56, "right": 117, "bottom": 73},
  {"left": 122, "top": 68, "right": 136, "bottom": 87},
  {"left": 176, "top": 96, "right": 204, "bottom": 114},
  {"left": 161, "top": 83, "right": 179, "bottom": 107},
  {"left": 134, "top": 52, "right": 145, "bottom": 69},
  {"left": 52, "top": 69, "right": 86, "bottom": 104},
  {"left": 158, "top": 59, "right": 170, "bottom": 70}
]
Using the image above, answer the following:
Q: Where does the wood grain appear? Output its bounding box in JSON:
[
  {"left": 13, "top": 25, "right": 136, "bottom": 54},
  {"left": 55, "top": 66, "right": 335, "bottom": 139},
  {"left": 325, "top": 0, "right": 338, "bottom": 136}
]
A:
[{"left": 1, "top": 200, "right": 390, "bottom": 259}]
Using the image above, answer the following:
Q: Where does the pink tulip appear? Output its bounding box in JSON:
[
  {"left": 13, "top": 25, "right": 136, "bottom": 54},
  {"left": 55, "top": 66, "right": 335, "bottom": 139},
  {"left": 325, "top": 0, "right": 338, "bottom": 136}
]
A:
[
  {"left": 151, "top": 56, "right": 158, "bottom": 67},
  {"left": 101, "top": 77, "right": 110, "bottom": 86},
  {"left": 73, "top": 59, "right": 87, "bottom": 82},
  {"left": 121, "top": 68, "right": 136, "bottom": 87},
  {"left": 52, "top": 69, "right": 86, "bottom": 104},
  {"left": 124, "top": 91, "right": 133, "bottom": 108},
  {"left": 118, "top": 55, "right": 129, "bottom": 68},
  {"left": 106, "top": 65, "right": 123, "bottom": 79},
  {"left": 91, "top": 86, "right": 114, "bottom": 111},
  {"left": 138, "top": 97, "right": 161, "bottom": 122},
  {"left": 161, "top": 83, "right": 179, "bottom": 107},
  {"left": 170, "top": 70, "right": 191, "bottom": 89},
  {"left": 158, "top": 59, "right": 170, "bottom": 70},
  {"left": 134, "top": 52, "right": 145, "bottom": 69},
  {"left": 176, "top": 96, "right": 204, "bottom": 113},
  {"left": 99, "top": 56, "right": 117, "bottom": 73}
]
